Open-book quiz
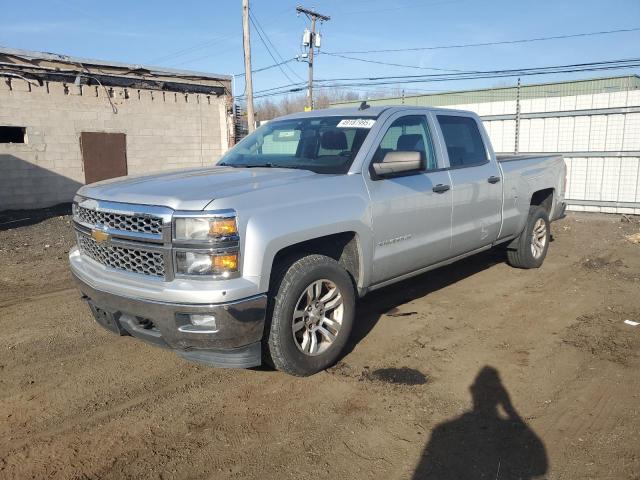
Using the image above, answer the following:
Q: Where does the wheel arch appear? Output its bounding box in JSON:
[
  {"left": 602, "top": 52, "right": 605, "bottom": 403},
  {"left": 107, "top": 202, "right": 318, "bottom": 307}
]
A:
[
  {"left": 530, "top": 188, "right": 555, "bottom": 214},
  {"left": 269, "top": 231, "right": 364, "bottom": 295}
]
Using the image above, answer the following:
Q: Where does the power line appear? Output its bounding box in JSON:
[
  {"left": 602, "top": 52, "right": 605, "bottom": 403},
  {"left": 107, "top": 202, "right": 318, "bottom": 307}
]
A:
[
  {"left": 147, "top": 4, "right": 295, "bottom": 66},
  {"left": 229, "top": 26, "right": 640, "bottom": 81},
  {"left": 245, "top": 28, "right": 640, "bottom": 98},
  {"left": 313, "top": 58, "right": 640, "bottom": 83},
  {"left": 321, "top": 52, "right": 471, "bottom": 72},
  {"left": 148, "top": 35, "right": 236, "bottom": 65},
  {"left": 239, "top": 57, "right": 640, "bottom": 99},
  {"left": 171, "top": 44, "right": 242, "bottom": 68},
  {"left": 327, "top": 27, "right": 640, "bottom": 55},
  {"left": 315, "top": 63, "right": 640, "bottom": 90},
  {"left": 313, "top": 63, "right": 640, "bottom": 89},
  {"left": 249, "top": 12, "right": 297, "bottom": 84},
  {"left": 244, "top": 58, "right": 640, "bottom": 96},
  {"left": 249, "top": 10, "right": 304, "bottom": 82},
  {"left": 234, "top": 58, "right": 298, "bottom": 77}
]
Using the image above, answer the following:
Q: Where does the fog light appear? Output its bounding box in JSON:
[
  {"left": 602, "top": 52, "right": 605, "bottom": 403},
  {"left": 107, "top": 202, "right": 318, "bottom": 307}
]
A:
[{"left": 189, "top": 314, "right": 217, "bottom": 328}]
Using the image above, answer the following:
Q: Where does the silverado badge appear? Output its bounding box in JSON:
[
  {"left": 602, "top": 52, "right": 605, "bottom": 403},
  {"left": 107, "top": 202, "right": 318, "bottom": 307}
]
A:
[{"left": 91, "top": 229, "right": 110, "bottom": 243}]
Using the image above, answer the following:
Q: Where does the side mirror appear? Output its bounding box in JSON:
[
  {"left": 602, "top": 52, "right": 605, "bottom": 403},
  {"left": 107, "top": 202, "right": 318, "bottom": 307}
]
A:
[{"left": 373, "top": 151, "right": 422, "bottom": 177}]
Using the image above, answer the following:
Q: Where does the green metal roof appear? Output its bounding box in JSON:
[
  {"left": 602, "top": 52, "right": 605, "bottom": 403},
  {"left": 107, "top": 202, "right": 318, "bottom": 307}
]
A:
[{"left": 330, "top": 75, "right": 640, "bottom": 108}]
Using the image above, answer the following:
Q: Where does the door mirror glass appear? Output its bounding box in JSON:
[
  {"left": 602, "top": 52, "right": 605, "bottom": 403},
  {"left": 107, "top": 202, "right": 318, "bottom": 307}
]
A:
[{"left": 373, "top": 151, "right": 422, "bottom": 176}]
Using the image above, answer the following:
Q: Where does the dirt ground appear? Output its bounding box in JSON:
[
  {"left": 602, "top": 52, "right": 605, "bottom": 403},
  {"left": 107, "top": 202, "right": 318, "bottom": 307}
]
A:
[{"left": 1, "top": 211, "right": 639, "bottom": 479}]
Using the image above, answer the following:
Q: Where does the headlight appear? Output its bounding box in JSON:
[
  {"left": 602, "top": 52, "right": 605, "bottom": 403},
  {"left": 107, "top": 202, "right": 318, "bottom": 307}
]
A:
[
  {"left": 173, "top": 213, "right": 239, "bottom": 277},
  {"left": 174, "top": 216, "right": 237, "bottom": 242},
  {"left": 175, "top": 251, "right": 239, "bottom": 277}
]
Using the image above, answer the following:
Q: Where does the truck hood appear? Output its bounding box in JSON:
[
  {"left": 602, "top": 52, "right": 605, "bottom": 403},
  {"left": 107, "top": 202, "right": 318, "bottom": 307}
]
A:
[{"left": 77, "top": 166, "right": 318, "bottom": 210}]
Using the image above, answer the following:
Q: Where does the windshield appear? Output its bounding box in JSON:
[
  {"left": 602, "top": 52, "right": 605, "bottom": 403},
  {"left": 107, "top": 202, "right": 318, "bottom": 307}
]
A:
[{"left": 218, "top": 116, "right": 377, "bottom": 174}]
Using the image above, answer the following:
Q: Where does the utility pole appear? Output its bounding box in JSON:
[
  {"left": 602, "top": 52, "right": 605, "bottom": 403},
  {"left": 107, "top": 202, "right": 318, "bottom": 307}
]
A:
[
  {"left": 514, "top": 77, "right": 521, "bottom": 154},
  {"left": 242, "top": 0, "right": 255, "bottom": 132},
  {"left": 296, "top": 6, "right": 330, "bottom": 111}
]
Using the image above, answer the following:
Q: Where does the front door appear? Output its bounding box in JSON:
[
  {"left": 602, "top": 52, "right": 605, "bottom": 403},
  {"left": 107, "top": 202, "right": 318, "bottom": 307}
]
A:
[
  {"left": 366, "top": 114, "right": 453, "bottom": 285},
  {"left": 435, "top": 114, "right": 502, "bottom": 256},
  {"left": 80, "top": 132, "right": 127, "bottom": 184}
]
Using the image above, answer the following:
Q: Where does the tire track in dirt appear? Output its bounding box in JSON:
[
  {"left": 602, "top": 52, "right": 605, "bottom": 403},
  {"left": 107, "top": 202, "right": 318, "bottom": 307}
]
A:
[
  {"left": 0, "top": 286, "right": 76, "bottom": 309},
  {"left": 3, "top": 367, "right": 216, "bottom": 451}
]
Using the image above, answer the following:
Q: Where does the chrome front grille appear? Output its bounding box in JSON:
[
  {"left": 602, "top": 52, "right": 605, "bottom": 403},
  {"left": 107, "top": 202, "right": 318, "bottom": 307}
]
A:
[
  {"left": 77, "top": 232, "right": 165, "bottom": 278},
  {"left": 76, "top": 206, "right": 163, "bottom": 235},
  {"left": 73, "top": 198, "right": 173, "bottom": 280}
]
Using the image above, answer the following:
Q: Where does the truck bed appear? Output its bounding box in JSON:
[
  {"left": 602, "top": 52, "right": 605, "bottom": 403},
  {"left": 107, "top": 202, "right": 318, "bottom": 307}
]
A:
[
  {"left": 497, "top": 154, "right": 561, "bottom": 163},
  {"left": 496, "top": 153, "right": 566, "bottom": 237}
]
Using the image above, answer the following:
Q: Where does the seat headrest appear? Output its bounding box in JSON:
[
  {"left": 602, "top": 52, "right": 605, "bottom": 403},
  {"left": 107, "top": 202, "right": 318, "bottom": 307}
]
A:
[
  {"left": 397, "top": 134, "right": 424, "bottom": 151},
  {"left": 320, "top": 130, "right": 348, "bottom": 150}
]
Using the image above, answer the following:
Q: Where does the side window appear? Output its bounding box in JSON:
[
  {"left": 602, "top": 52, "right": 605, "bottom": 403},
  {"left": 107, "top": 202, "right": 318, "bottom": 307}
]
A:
[
  {"left": 372, "top": 115, "right": 437, "bottom": 170},
  {"left": 436, "top": 115, "right": 488, "bottom": 167}
]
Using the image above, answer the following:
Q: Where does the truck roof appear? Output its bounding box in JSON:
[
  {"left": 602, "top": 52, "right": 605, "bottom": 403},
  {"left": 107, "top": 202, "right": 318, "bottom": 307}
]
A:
[{"left": 277, "top": 105, "right": 453, "bottom": 121}]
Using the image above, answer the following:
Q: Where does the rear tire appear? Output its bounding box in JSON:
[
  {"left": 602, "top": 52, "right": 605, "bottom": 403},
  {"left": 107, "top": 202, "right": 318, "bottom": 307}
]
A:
[
  {"left": 507, "top": 206, "right": 550, "bottom": 269},
  {"left": 264, "top": 254, "right": 356, "bottom": 377}
]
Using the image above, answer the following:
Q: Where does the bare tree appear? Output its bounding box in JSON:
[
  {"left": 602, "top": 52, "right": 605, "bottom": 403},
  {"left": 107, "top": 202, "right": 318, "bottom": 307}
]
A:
[{"left": 256, "top": 89, "right": 363, "bottom": 121}]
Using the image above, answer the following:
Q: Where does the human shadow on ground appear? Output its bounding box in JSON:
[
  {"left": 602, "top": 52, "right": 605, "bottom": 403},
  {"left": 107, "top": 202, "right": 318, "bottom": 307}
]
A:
[{"left": 413, "top": 366, "right": 548, "bottom": 480}]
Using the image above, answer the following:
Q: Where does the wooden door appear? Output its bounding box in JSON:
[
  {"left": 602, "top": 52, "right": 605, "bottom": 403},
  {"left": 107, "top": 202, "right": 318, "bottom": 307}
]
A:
[{"left": 80, "top": 132, "right": 127, "bottom": 184}]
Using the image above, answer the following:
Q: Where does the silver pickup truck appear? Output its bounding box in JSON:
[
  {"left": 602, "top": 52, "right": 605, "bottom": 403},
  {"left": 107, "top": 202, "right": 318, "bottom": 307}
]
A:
[{"left": 70, "top": 105, "right": 566, "bottom": 376}]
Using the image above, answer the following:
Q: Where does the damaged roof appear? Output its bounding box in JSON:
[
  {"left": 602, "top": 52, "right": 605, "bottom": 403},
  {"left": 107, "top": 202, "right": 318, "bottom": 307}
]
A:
[{"left": 0, "top": 46, "right": 231, "bottom": 96}]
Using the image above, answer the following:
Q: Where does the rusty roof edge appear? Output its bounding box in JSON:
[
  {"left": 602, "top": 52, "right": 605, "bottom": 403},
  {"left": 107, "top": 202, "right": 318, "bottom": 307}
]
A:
[{"left": 0, "top": 45, "right": 232, "bottom": 82}]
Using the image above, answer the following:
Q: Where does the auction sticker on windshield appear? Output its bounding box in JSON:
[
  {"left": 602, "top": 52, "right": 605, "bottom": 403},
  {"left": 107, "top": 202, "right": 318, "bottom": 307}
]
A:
[{"left": 337, "top": 119, "right": 376, "bottom": 128}]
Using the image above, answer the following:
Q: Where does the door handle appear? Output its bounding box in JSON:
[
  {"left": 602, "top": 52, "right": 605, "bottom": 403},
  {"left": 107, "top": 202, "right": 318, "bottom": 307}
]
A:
[
  {"left": 432, "top": 184, "right": 451, "bottom": 193},
  {"left": 488, "top": 176, "right": 501, "bottom": 184}
]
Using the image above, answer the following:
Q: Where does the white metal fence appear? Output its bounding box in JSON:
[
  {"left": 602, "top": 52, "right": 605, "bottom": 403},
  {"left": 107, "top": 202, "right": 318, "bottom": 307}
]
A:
[{"left": 447, "top": 89, "right": 640, "bottom": 214}]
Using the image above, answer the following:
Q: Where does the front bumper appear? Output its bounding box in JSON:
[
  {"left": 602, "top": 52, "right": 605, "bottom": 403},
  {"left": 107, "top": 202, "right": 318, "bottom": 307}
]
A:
[{"left": 72, "top": 272, "right": 267, "bottom": 368}]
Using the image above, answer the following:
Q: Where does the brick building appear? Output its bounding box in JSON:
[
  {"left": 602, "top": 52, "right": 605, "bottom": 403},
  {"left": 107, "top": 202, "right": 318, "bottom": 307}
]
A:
[{"left": 0, "top": 47, "right": 233, "bottom": 210}]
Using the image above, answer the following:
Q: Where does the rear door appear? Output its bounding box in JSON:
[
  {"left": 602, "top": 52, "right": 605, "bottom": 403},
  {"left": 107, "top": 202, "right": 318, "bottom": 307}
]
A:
[
  {"left": 80, "top": 132, "right": 127, "bottom": 184},
  {"left": 365, "top": 112, "right": 453, "bottom": 284},
  {"left": 434, "top": 114, "right": 502, "bottom": 256}
]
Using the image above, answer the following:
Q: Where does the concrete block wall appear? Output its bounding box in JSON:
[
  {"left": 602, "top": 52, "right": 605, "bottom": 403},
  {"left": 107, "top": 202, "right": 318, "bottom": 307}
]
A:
[{"left": 0, "top": 78, "right": 230, "bottom": 210}]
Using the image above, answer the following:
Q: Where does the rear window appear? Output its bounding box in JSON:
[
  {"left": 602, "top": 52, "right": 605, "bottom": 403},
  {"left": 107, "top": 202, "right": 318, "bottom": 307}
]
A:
[{"left": 436, "top": 115, "right": 487, "bottom": 167}]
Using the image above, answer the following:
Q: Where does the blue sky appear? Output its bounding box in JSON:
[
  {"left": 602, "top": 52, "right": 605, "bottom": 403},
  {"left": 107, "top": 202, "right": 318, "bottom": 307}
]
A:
[{"left": 1, "top": 0, "right": 639, "bottom": 99}]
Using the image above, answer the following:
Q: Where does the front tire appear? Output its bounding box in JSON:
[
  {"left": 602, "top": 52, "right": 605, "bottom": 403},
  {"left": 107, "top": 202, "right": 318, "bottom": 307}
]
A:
[
  {"left": 265, "top": 254, "right": 356, "bottom": 376},
  {"left": 507, "top": 205, "right": 550, "bottom": 269}
]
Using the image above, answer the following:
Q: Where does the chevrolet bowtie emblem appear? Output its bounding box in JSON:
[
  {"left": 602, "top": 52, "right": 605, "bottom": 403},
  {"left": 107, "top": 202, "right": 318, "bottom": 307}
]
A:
[{"left": 91, "top": 229, "right": 110, "bottom": 243}]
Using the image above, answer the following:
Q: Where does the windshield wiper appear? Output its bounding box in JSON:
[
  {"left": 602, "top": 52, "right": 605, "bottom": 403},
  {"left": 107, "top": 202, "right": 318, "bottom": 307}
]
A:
[
  {"left": 246, "top": 162, "right": 277, "bottom": 168},
  {"left": 226, "top": 162, "right": 309, "bottom": 170},
  {"left": 220, "top": 162, "right": 273, "bottom": 168}
]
